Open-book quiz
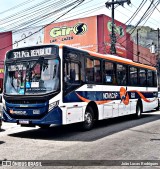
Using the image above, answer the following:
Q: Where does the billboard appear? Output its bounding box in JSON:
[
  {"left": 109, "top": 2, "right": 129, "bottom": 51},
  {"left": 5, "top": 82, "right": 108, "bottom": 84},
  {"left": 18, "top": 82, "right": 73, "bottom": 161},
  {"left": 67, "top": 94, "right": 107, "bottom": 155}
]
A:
[
  {"left": 97, "top": 15, "right": 127, "bottom": 57},
  {"left": 44, "top": 16, "right": 97, "bottom": 52},
  {"left": 12, "top": 26, "right": 44, "bottom": 49}
]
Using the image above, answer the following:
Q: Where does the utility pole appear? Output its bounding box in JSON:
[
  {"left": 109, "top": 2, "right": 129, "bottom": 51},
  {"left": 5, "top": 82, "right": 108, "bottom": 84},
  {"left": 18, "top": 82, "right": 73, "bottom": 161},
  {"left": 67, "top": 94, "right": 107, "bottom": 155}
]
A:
[
  {"left": 105, "top": 0, "right": 131, "bottom": 54},
  {"left": 137, "top": 28, "right": 140, "bottom": 62},
  {"left": 158, "top": 28, "right": 160, "bottom": 61},
  {"left": 157, "top": 28, "right": 160, "bottom": 90}
]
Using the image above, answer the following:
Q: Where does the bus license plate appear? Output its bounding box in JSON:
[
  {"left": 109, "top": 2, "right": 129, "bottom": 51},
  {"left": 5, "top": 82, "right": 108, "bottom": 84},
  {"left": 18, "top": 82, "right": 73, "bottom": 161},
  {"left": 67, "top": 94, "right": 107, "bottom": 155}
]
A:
[{"left": 19, "top": 120, "right": 29, "bottom": 124}]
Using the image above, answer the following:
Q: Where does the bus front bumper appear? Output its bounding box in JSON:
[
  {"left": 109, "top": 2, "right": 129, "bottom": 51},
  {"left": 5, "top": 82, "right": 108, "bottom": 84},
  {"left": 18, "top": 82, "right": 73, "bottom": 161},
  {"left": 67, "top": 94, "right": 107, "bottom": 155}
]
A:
[{"left": 3, "top": 107, "right": 62, "bottom": 126}]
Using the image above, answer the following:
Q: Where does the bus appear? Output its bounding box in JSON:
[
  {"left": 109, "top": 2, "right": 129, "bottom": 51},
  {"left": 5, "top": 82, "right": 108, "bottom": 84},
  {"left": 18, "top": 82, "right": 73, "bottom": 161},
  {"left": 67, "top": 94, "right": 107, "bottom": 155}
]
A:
[{"left": 2, "top": 44, "right": 159, "bottom": 130}]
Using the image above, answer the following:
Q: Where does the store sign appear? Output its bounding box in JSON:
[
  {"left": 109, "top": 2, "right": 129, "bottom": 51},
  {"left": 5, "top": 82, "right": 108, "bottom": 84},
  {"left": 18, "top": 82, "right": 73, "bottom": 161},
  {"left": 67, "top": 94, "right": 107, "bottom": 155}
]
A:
[
  {"left": 50, "top": 23, "right": 87, "bottom": 38},
  {"left": 107, "top": 21, "right": 124, "bottom": 37}
]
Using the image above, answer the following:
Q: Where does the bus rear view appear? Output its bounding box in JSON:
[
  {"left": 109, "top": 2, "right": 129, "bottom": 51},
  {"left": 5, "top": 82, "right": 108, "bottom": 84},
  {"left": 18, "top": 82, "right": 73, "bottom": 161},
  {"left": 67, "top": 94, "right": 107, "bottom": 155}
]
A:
[{"left": 3, "top": 45, "right": 61, "bottom": 128}]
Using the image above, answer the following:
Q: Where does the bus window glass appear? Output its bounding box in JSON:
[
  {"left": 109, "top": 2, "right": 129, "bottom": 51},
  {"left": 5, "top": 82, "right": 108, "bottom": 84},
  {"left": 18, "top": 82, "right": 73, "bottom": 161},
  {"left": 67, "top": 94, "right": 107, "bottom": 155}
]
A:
[
  {"left": 130, "top": 67, "right": 138, "bottom": 86},
  {"left": 104, "top": 61, "right": 116, "bottom": 85},
  {"left": 86, "top": 58, "right": 94, "bottom": 82},
  {"left": 153, "top": 71, "right": 157, "bottom": 87},
  {"left": 147, "top": 70, "right": 153, "bottom": 87},
  {"left": 117, "top": 64, "right": 127, "bottom": 85},
  {"left": 64, "top": 62, "right": 80, "bottom": 83},
  {"left": 5, "top": 59, "right": 60, "bottom": 95},
  {"left": 79, "top": 54, "right": 85, "bottom": 82},
  {"left": 94, "top": 60, "right": 101, "bottom": 83},
  {"left": 41, "top": 60, "right": 60, "bottom": 91},
  {"left": 139, "top": 69, "right": 146, "bottom": 86}
]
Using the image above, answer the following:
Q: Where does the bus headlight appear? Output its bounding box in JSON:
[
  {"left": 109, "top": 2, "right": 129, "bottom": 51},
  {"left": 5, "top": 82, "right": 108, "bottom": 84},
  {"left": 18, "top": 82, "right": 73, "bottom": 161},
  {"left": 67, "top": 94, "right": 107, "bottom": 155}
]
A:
[{"left": 48, "top": 100, "right": 59, "bottom": 112}]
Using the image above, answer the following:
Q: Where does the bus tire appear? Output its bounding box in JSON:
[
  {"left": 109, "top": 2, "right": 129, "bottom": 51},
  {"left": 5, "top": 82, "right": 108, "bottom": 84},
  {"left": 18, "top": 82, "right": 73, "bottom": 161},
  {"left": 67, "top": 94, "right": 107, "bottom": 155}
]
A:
[
  {"left": 38, "top": 124, "right": 50, "bottom": 129},
  {"left": 82, "top": 106, "right": 94, "bottom": 131},
  {"left": 155, "top": 100, "right": 159, "bottom": 111},
  {"left": 135, "top": 103, "right": 142, "bottom": 119}
]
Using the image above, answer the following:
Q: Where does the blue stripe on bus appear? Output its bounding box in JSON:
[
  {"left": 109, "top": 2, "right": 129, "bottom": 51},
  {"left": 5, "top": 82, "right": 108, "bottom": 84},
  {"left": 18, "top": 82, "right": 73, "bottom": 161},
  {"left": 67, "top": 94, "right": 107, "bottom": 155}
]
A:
[{"left": 63, "top": 91, "right": 156, "bottom": 103}]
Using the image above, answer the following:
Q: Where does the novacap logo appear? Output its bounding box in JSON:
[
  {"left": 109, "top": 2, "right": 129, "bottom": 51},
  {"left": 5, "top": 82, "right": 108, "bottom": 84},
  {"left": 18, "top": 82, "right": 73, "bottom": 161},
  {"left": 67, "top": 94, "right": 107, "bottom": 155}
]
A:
[{"left": 50, "top": 23, "right": 88, "bottom": 38}]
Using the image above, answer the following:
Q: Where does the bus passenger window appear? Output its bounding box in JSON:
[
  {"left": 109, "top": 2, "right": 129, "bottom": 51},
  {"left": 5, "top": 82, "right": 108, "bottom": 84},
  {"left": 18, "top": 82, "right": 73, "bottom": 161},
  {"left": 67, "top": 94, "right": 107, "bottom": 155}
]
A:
[
  {"left": 86, "top": 58, "right": 94, "bottom": 82},
  {"left": 129, "top": 67, "right": 138, "bottom": 86},
  {"left": 139, "top": 69, "right": 147, "bottom": 86},
  {"left": 70, "top": 63, "right": 76, "bottom": 82},
  {"left": 94, "top": 60, "right": 101, "bottom": 83},
  {"left": 64, "top": 62, "right": 80, "bottom": 83},
  {"left": 153, "top": 71, "right": 157, "bottom": 87},
  {"left": 147, "top": 70, "right": 153, "bottom": 87},
  {"left": 117, "top": 64, "right": 127, "bottom": 86},
  {"left": 104, "top": 61, "right": 116, "bottom": 85}
]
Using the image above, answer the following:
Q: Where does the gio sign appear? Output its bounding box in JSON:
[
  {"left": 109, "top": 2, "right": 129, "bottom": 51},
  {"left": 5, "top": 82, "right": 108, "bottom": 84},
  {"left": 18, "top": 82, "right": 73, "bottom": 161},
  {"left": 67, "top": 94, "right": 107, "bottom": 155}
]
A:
[
  {"left": 107, "top": 21, "right": 125, "bottom": 37},
  {"left": 50, "top": 23, "right": 88, "bottom": 38}
]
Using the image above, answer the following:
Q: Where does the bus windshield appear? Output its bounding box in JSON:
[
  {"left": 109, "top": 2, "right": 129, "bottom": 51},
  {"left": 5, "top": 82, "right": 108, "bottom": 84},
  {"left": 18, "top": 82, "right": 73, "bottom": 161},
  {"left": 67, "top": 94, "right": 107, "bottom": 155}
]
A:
[{"left": 4, "top": 59, "right": 60, "bottom": 95}]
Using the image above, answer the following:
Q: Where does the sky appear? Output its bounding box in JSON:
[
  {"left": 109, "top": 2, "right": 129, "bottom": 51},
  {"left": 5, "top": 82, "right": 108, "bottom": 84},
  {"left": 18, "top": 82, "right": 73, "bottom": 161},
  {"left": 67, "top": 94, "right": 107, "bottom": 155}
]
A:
[{"left": 0, "top": 0, "right": 160, "bottom": 32}]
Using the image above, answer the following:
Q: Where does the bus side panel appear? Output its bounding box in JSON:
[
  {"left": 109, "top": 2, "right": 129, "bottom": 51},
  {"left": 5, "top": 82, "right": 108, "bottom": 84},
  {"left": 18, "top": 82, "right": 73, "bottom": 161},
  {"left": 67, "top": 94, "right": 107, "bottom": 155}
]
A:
[
  {"left": 130, "top": 99, "right": 137, "bottom": 114},
  {"left": 66, "top": 106, "right": 83, "bottom": 124}
]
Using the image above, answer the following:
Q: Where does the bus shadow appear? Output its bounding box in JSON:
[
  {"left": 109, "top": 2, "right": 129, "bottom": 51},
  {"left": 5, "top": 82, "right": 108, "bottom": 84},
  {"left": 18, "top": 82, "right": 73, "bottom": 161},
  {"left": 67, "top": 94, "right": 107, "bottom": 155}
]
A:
[
  {"left": 0, "top": 141, "right": 5, "bottom": 145},
  {"left": 0, "top": 128, "right": 5, "bottom": 132},
  {"left": 8, "top": 111, "right": 160, "bottom": 142}
]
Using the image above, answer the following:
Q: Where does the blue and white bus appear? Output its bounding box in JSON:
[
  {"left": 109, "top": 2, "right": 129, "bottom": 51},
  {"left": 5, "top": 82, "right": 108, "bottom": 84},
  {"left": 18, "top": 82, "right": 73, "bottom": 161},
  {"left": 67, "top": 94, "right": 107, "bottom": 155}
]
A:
[{"left": 2, "top": 44, "right": 159, "bottom": 130}]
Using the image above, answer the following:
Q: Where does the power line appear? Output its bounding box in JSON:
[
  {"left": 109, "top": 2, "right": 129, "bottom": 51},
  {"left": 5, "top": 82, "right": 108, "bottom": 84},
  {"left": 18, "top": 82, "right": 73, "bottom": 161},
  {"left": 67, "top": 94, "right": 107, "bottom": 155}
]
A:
[
  {"left": 0, "top": 0, "right": 158, "bottom": 66},
  {"left": 117, "top": 0, "right": 159, "bottom": 50},
  {"left": 142, "top": 0, "right": 160, "bottom": 26},
  {"left": 2, "top": 0, "right": 73, "bottom": 32},
  {"left": 150, "top": 0, "right": 160, "bottom": 13},
  {"left": 125, "top": 0, "right": 147, "bottom": 25},
  {"left": 0, "top": 0, "right": 85, "bottom": 51},
  {"left": 0, "top": 0, "right": 68, "bottom": 31},
  {"left": 131, "top": 3, "right": 159, "bottom": 25},
  {"left": 0, "top": 0, "right": 37, "bottom": 15}
]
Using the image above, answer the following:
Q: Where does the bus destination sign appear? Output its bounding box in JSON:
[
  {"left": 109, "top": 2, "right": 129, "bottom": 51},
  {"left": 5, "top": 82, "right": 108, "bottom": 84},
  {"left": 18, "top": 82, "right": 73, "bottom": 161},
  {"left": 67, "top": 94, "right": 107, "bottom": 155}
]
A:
[
  {"left": 13, "top": 47, "right": 52, "bottom": 58},
  {"left": 7, "top": 47, "right": 56, "bottom": 59}
]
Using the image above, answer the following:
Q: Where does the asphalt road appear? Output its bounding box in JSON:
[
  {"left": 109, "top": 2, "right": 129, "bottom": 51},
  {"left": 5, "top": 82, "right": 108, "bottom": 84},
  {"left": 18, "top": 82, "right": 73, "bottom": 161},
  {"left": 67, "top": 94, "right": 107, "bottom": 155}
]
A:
[{"left": 1, "top": 111, "right": 160, "bottom": 169}]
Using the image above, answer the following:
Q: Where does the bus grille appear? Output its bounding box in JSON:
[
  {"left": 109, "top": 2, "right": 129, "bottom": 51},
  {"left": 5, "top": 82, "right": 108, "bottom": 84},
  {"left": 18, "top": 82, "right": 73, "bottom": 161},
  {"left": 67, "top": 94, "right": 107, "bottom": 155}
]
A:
[
  {"left": 7, "top": 100, "right": 46, "bottom": 104},
  {"left": 8, "top": 113, "right": 46, "bottom": 119}
]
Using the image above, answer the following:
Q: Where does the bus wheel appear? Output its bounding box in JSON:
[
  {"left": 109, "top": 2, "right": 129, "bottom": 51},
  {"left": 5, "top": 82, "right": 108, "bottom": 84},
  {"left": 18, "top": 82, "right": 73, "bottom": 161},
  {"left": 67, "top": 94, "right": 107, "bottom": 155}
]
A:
[
  {"left": 156, "top": 100, "right": 159, "bottom": 111},
  {"left": 135, "top": 103, "right": 142, "bottom": 119},
  {"left": 82, "top": 107, "right": 94, "bottom": 131},
  {"left": 38, "top": 124, "right": 50, "bottom": 129}
]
